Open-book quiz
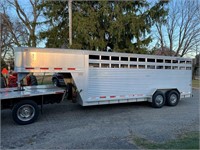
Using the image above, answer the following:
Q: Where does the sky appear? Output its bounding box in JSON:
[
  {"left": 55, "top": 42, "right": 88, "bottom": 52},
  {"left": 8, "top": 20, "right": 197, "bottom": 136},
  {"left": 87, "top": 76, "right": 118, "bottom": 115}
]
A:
[{"left": 2, "top": 0, "right": 200, "bottom": 58}]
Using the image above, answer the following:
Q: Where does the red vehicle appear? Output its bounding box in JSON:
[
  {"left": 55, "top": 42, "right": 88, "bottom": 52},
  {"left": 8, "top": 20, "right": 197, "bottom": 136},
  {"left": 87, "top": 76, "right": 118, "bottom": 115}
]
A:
[
  {"left": 26, "top": 73, "right": 38, "bottom": 86},
  {"left": 8, "top": 72, "right": 18, "bottom": 87}
]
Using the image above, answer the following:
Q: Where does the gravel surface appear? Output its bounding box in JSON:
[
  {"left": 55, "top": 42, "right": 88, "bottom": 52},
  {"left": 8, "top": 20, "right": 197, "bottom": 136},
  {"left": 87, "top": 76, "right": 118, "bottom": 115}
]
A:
[{"left": 1, "top": 89, "right": 199, "bottom": 149}]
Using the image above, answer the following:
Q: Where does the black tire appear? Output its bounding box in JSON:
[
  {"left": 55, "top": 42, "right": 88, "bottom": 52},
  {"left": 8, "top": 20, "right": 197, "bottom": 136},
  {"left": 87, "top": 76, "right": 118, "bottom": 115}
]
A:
[
  {"left": 1, "top": 77, "right": 6, "bottom": 88},
  {"left": 166, "top": 90, "right": 180, "bottom": 106},
  {"left": 53, "top": 78, "right": 59, "bottom": 86},
  {"left": 152, "top": 91, "right": 165, "bottom": 108},
  {"left": 67, "top": 83, "right": 73, "bottom": 100},
  {"left": 12, "top": 100, "right": 39, "bottom": 125},
  {"left": 30, "top": 75, "right": 38, "bottom": 85}
]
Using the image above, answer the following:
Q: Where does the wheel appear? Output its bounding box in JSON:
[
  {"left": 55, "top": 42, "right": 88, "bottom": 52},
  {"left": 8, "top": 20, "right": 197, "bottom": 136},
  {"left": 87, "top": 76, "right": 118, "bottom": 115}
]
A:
[
  {"left": 166, "top": 90, "right": 180, "bottom": 106},
  {"left": 152, "top": 91, "right": 165, "bottom": 108},
  {"left": 1, "top": 77, "right": 6, "bottom": 88},
  {"left": 30, "top": 75, "right": 38, "bottom": 85},
  {"left": 67, "top": 83, "right": 73, "bottom": 100},
  {"left": 53, "top": 78, "right": 59, "bottom": 86},
  {"left": 12, "top": 100, "right": 39, "bottom": 125}
]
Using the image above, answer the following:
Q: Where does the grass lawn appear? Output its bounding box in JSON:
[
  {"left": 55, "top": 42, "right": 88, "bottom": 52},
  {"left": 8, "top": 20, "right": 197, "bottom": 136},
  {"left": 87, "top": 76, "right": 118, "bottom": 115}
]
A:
[
  {"left": 132, "top": 131, "right": 199, "bottom": 149},
  {"left": 192, "top": 79, "right": 199, "bottom": 88}
]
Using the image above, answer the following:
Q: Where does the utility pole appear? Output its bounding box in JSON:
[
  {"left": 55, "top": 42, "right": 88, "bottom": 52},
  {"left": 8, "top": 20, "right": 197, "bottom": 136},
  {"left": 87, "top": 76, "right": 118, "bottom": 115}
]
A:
[{"left": 68, "top": 0, "right": 72, "bottom": 46}]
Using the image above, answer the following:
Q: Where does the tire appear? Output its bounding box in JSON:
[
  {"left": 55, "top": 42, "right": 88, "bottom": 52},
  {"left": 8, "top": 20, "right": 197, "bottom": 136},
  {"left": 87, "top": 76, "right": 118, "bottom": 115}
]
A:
[
  {"left": 1, "top": 77, "right": 6, "bottom": 88},
  {"left": 67, "top": 83, "right": 73, "bottom": 100},
  {"left": 12, "top": 100, "right": 39, "bottom": 125},
  {"left": 53, "top": 78, "right": 59, "bottom": 86},
  {"left": 152, "top": 91, "right": 165, "bottom": 108},
  {"left": 166, "top": 90, "right": 180, "bottom": 106},
  {"left": 30, "top": 75, "right": 38, "bottom": 85}
]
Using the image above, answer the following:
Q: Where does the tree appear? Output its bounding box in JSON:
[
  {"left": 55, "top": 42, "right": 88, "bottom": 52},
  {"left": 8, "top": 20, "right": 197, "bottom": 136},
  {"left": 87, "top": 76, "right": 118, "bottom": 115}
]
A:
[
  {"left": 40, "top": 1, "right": 168, "bottom": 53},
  {"left": 0, "top": 13, "right": 15, "bottom": 60},
  {"left": 0, "top": 12, "right": 27, "bottom": 60},
  {"left": 193, "top": 54, "right": 199, "bottom": 79},
  {"left": 1, "top": 57, "right": 8, "bottom": 70},
  {"left": 0, "top": 0, "right": 44, "bottom": 67},
  {"left": 39, "top": 1, "right": 69, "bottom": 48},
  {"left": 7, "top": 0, "right": 44, "bottom": 47},
  {"left": 154, "top": 0, "right": 200, "bottom": 57}
]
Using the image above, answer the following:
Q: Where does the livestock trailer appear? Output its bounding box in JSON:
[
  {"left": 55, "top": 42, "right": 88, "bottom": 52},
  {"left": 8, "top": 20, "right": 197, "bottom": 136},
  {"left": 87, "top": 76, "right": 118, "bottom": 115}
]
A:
[{"left": 1, "top": 47, "right": 192, "bottom": 124}]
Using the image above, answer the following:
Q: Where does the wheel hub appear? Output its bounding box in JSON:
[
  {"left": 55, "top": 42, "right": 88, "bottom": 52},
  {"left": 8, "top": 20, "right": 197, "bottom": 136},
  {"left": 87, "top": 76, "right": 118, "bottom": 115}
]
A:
[
  {"left": 17, "top": 105, "right": 35, "bottom": 121},
  {"left": 155, "top": 95, "right": 164, "bottom": 105},
  {"left": 21, "top": 107, "right": 31, "bottom": 117},
  {"left": 170, "top": 94, "right": 177, "bottom": 104}
]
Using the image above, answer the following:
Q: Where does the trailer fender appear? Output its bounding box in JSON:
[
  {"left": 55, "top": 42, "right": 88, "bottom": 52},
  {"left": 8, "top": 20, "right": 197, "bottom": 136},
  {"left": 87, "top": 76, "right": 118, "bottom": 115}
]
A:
[{"left": 147, "top": 88, "right": 157, "bottom": 102}]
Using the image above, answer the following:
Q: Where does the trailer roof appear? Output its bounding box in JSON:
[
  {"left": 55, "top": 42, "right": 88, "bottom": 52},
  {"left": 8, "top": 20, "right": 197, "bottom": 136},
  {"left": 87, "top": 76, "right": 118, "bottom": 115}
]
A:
[{"left": 15, "top": 47, "right": 192, "bottom": 61}]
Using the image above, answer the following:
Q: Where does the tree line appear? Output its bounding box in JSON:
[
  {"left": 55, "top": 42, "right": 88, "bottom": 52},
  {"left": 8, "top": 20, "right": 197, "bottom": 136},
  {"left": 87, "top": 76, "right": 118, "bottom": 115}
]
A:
[{"left": 1, "top": 0, "right": 199, "bottom": 69}]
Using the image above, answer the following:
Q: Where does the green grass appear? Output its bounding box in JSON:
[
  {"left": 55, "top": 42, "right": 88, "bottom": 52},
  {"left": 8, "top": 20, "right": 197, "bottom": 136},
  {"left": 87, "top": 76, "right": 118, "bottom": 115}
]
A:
[
  {"left": 132, "top": 131, "right": 199, "bottom": 149},
  {"left": 192, "top": 79, "right": 200, "bottom": 88}
]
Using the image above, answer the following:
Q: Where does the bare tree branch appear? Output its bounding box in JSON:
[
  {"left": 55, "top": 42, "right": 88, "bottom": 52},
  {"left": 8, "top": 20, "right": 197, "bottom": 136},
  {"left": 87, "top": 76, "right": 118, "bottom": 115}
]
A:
[
  {"left": 1, "top": 0, "right": 44, "bottom": 65},
  {"left": 154, "top": 0, "right": 200, "bottom": 57}
]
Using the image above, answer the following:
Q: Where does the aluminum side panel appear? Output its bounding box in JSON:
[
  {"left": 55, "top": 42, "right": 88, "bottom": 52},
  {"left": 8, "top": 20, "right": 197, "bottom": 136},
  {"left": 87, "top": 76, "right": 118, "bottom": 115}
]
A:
[
  {"left": 85, "top": 68, "right": 192, "bottom": 101},
  {"left": 15, "top": 50, "right": 85, "bottom": 72},
  {"left": 70, "top": 55, "right": 88, "bottom": 105}
]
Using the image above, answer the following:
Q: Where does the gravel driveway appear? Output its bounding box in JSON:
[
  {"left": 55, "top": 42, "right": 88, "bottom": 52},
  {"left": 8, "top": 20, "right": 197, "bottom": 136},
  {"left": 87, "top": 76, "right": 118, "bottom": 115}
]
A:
[{"left": 1, "top": 89, "right": 199, "bottom": 149}]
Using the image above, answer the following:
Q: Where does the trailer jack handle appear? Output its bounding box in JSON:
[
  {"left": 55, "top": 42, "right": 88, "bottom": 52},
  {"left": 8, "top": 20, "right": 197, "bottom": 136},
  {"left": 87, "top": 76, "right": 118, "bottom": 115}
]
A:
[
  {"left": 15, "top": 80, "right": 25, "bottom": 91},
  {"left": 16, "top": 73, "right": 28, "bottom": 91}
]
